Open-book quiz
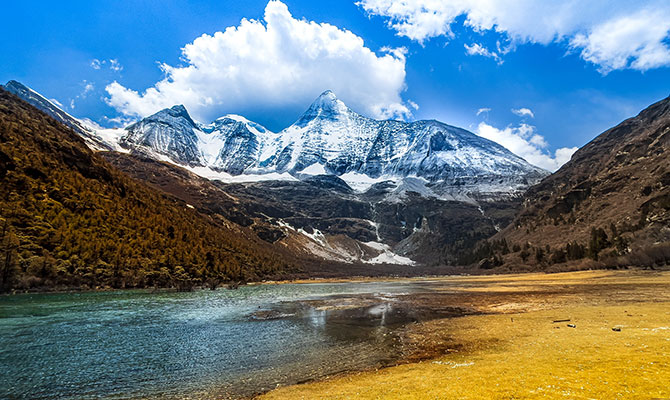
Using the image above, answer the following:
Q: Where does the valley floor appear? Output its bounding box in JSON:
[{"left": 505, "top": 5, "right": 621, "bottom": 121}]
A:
[{"left": 258, "top": 270, "right": 670, "bottom": 399}]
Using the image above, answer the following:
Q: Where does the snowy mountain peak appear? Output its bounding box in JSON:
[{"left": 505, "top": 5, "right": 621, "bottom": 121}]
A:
[
  {"left": 3, "top": 80, "right": 114, "bottom": 151},
  {"left": 312, "top": 90, "right": 347, "bottom": 111},
  {"left": 315, "top": 89, "right": 338, "bottom": 104},
  {"left": 121, "top": 105, "right": 203, "bottom": 166},
  {"left": 161, "top": 104, "right": 195, "bottom": 124},
  {"left": 295, "top": 90, "right": 356, "bottom": 127}
]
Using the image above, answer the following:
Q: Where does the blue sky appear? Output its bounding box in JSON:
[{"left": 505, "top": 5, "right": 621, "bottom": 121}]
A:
[{"left": 2, "top": 0, "right": 669, "bottom": 170}]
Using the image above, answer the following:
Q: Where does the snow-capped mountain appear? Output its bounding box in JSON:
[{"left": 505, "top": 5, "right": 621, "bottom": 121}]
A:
[
  {"left": 202, "top": 115, "right": 274, "bottom": 174},
  {"left": 254, "top": 90, "right": 545, "bottom": 184},
  {"left": 3, "top": 80, "right": 114, "bottom": 151},
  {"left": 121, "top": 105, "right": 204, "bottom": 166},
  {"left": 254, "top": 90, "right": 383, "bottom": 174},
  {"left": 118, "top": 90, "right": 548, "bottom": 196}
]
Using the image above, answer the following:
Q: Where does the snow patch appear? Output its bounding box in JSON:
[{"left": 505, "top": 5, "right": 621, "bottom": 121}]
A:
[
  {"left": 185, "top": 166, "right": 298, "bottom": 183},
  {"left": 217, "top": 114, "right": 250, "bottom": 123},
  {"left": 363, "top": 241, "right": 415, "bottom": 265},
  {"left": 297, "top": 227, "right": 329, "bottom": 247},
  {"left": 340, "top": 172, "right": 392, "bottom": 192},
  {"left": 299, "top": 163, "right": 328, "bottom": 175},
  {"left": 94, "top": 128, "right": 128, "bottom": 152}
]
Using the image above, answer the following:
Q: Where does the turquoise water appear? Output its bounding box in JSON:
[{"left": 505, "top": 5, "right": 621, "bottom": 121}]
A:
[{"left": 0, "top": 281, "right": 435, "bottom": 399}]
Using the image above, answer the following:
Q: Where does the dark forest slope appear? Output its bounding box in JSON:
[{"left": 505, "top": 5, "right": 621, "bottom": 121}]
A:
[{"left": 0, "top": 89, "right": 294, "bottom": 291}]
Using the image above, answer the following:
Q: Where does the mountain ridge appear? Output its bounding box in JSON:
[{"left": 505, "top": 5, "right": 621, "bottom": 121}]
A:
[{"left": 2, "top": 80, "right": 115, "bottom": 151}]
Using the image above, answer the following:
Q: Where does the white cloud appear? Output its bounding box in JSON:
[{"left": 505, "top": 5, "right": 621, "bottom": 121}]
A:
[
  {"left": 511, "top": 107, "right": 534, "bottom": 118},
  {"left": 103, "top": 115, "right": 137, "bottom": 128},
  {"left": 570, "top": 10, "right": 670, "bottom": 73},
  {"left": 91, "top": 58, "right": 124, "bottom": 72},
  {"left": 476, "top": 122, "right": 577, "bottom": 171},
  {"left": 83, "top": 82, "right": 94, "bottom": 96},
  {"left": 109, "top": 59, "right": 123, "bottom": 72},
  {"left": 464, "top": 43, "right": 502, "bottom": 64},
  {"left": 68, "top": 81, "right": 95, "bottom": 109},
  {"left": 49, "top": 98, "right": 63, "bottom": 108},
  {"left": 476, "top": 107, "right": 490, "bottom": 116},
  {"left": 106, "top": 1, "right": 409, "bottom": 122},
  {"left": 357, "top": 0, "right": 670, "bottom": 72}
]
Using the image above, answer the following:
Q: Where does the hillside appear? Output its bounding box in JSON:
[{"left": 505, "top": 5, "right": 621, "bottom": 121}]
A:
[
  {"left": 468, "top": 96, "right": 670, "bottom": 271},
  {"left": 0, "top": 88, "right": 294, "bottom": 292}
]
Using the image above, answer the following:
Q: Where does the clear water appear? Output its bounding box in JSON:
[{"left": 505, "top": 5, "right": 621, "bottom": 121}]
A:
[{"left": 0, "top": 281, "right": 436, "bottom": 399}]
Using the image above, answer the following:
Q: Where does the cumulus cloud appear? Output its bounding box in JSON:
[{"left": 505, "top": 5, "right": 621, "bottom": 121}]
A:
[
  {"left": 357, "top": 0, "right": 670, "bottom": 72},
  {"left": 511, "top": 107, "right": 534, "bottom": 118},
  {"left": 476, "top": 122, "right": 577, "bottom": 171},
  {"left": 106, "top": 1, "right": 410, "bottom": 123}
]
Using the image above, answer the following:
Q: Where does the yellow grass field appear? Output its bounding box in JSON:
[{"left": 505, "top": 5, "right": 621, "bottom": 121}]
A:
[{"left": 259, "top": 270, "right": 670, "bottom": 399}]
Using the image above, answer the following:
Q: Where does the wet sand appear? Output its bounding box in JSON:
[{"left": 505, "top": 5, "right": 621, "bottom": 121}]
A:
[{"left": 257, "top": 269, "right": 670, "bottom": 399}]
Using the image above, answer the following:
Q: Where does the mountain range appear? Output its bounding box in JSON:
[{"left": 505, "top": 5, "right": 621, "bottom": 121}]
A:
[
  {"left": 5, "top": 79, "right": 667, "bottom": 275},
  {"left": 3, "top": 80, "right": 550, "bottom": 266},
  {"left": 118, "top": 89, "right": 547, "bottom": 196},
  {"left": 0, "top": 87, "right": 298, "bottom": 291}
]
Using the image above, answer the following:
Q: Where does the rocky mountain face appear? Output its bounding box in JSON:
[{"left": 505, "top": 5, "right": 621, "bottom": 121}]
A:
[
  {"left": 104, "top": 151, "right": 522, "bottom": 265},
  {"left": 2, "top": 81, "right": 114, "bottom": 151},
  {"left": 477, "top": 95, "right": 670, "bottom": 271},
  {"left": 6, "top": 81, "right": 549, "bottom": 265}
]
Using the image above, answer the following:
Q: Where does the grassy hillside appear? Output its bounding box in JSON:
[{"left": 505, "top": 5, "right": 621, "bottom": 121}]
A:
[{"left": 0, "top": 88, "right": 294, "bottom": 292}]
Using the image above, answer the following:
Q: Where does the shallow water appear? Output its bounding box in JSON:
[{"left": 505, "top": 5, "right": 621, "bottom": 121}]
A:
[{"left": 0, "top": 280, "right": 443, "bottom": 399}]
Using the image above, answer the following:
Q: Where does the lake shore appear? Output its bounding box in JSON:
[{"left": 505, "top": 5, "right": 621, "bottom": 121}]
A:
[{"left": 257, "top": 270, "right": 670, "bottom": 399}]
